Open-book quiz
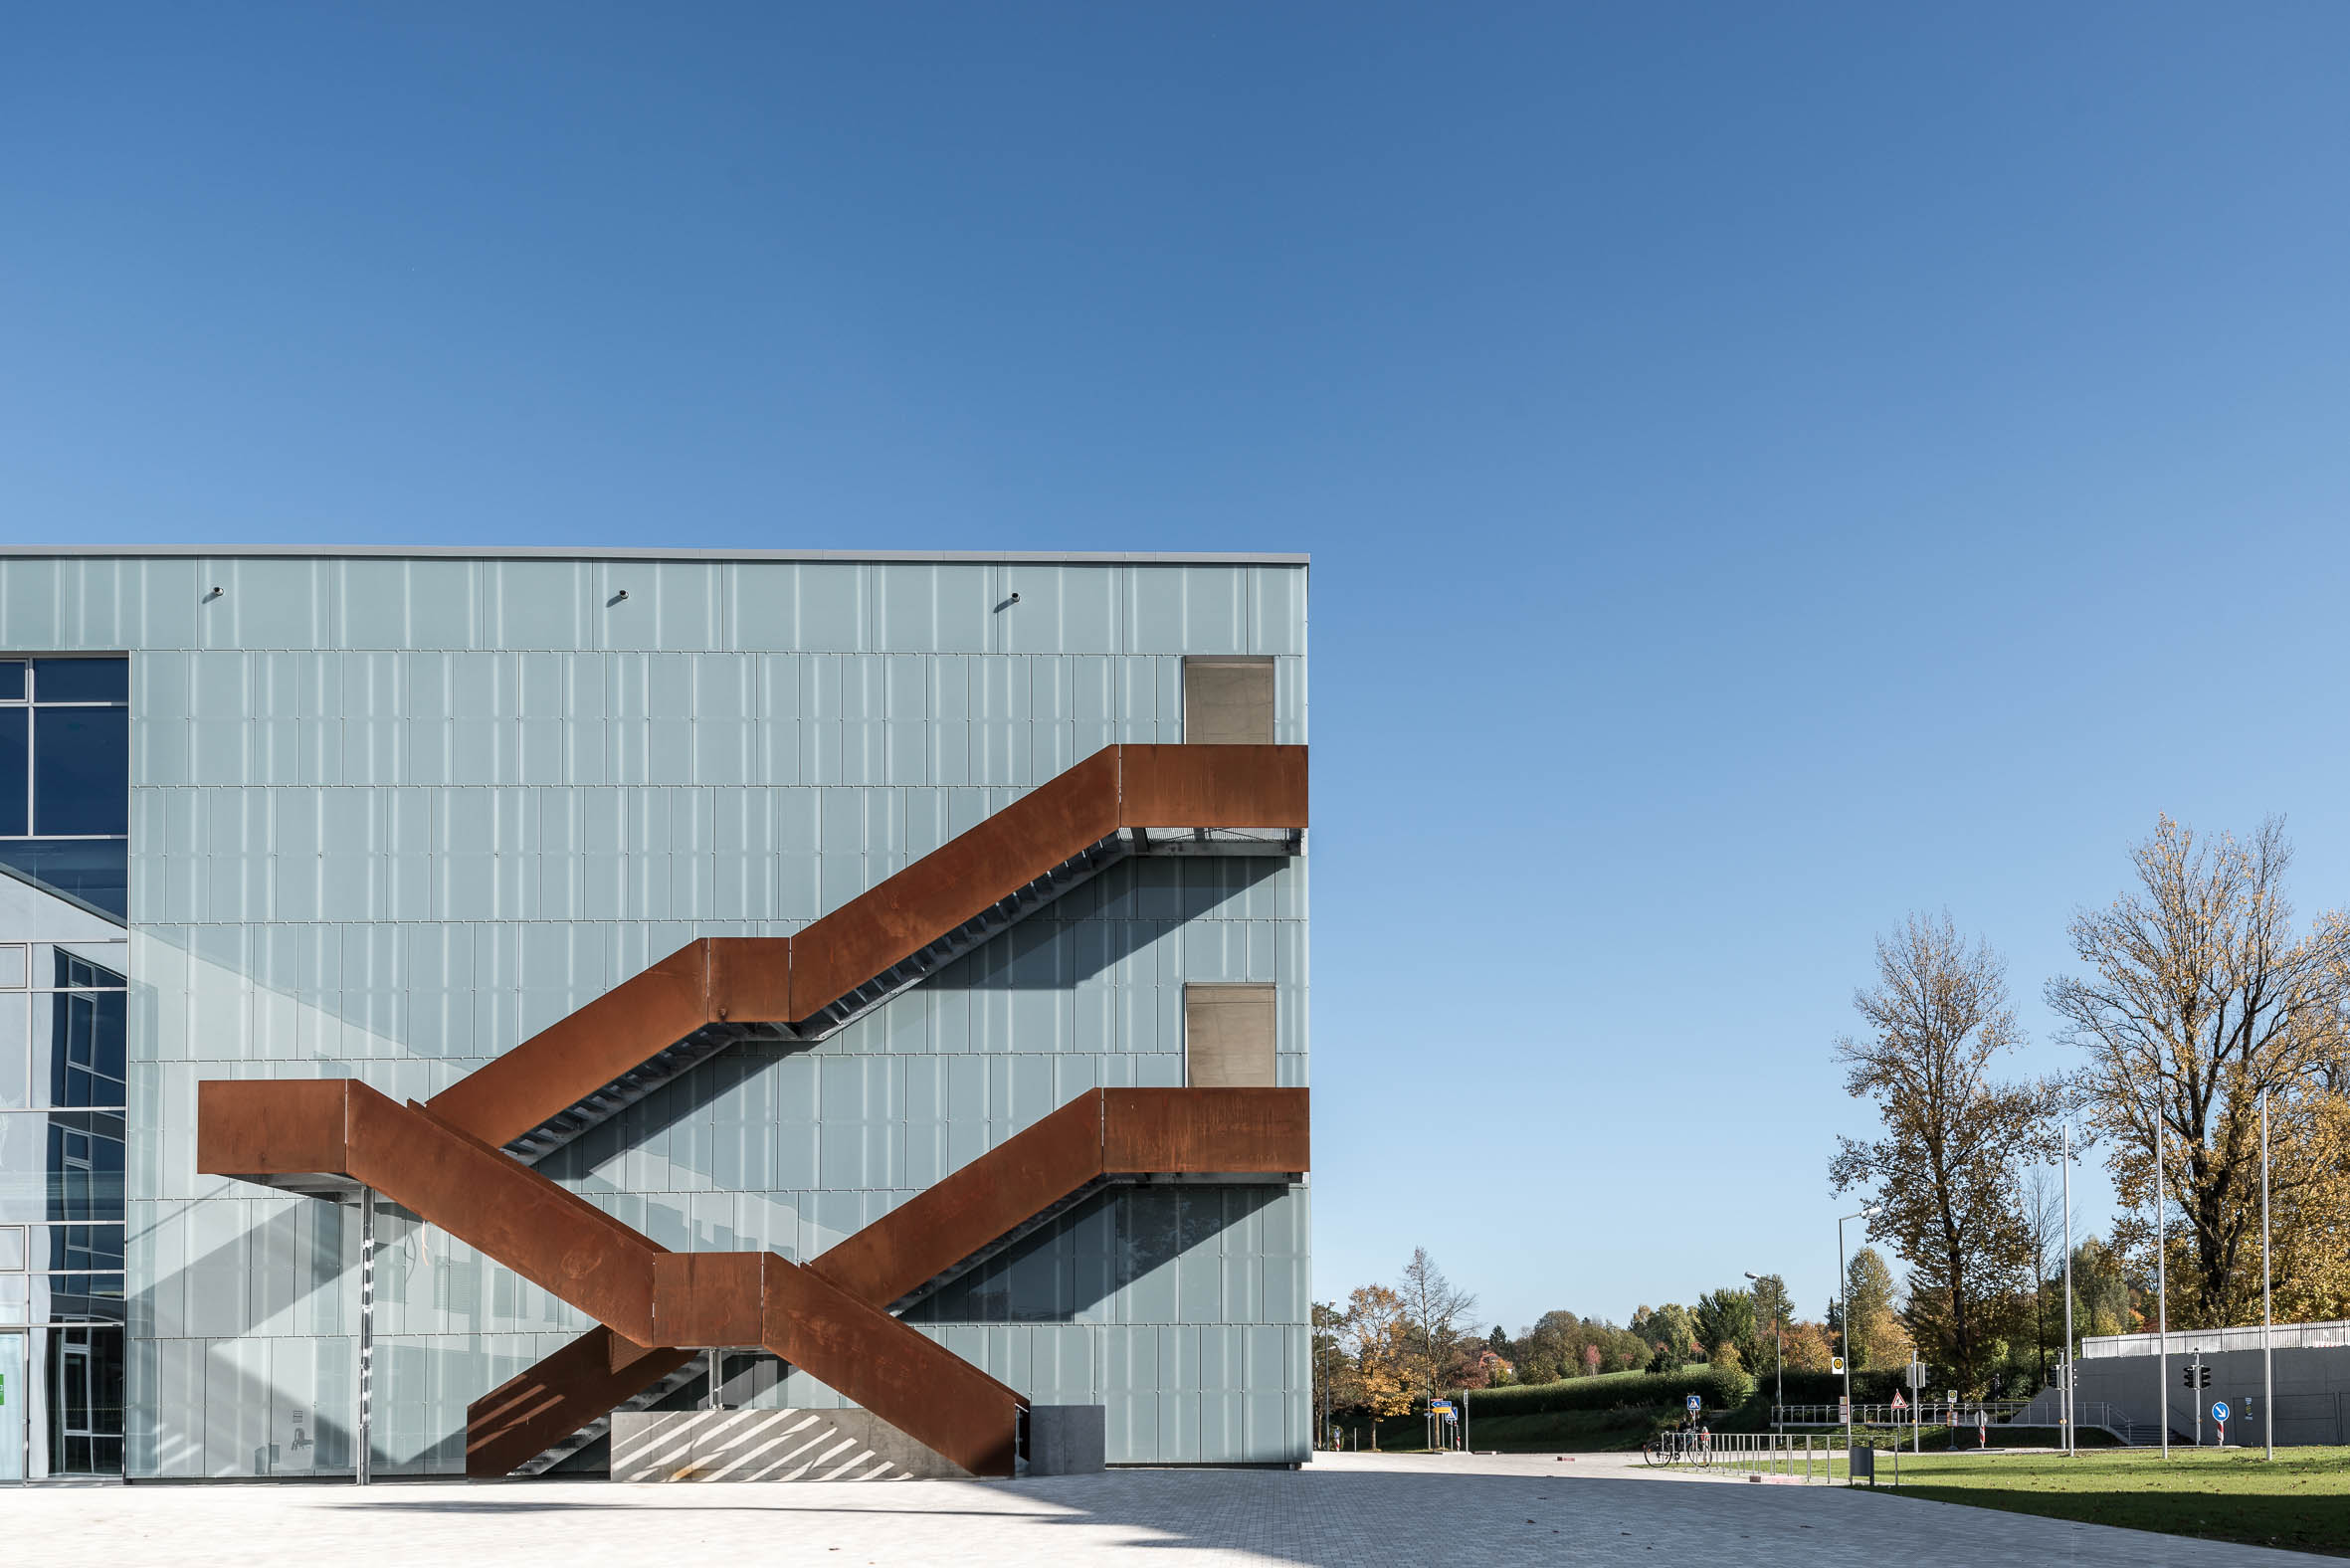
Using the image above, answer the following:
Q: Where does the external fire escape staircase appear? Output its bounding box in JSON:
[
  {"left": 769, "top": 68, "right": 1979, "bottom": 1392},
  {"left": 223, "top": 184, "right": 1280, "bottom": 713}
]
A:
[
  {"left": 196, "top": 744, "right": 1309, "bottom": 1479},
  {"left": 426, "top": 743, "right": 1305, "bottom": 1162}
]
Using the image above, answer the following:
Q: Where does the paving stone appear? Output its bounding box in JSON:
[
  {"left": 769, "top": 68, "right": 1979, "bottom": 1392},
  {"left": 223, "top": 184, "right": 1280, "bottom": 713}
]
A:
[{"left": 11, "top": 1451, "right": 2332, "bottom": 1565}]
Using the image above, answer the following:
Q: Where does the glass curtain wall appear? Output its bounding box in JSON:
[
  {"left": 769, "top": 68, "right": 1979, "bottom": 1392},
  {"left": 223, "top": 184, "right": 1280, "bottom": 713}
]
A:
[{"left": 0, "top": 654, "right": 127, "bottom": 1481}]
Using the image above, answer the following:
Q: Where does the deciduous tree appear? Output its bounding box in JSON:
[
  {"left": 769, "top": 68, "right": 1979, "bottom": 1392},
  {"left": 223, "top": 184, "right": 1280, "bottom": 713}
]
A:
[
  {"left": 2050, "top": 817, "right": 2350, "bottom": 1326},
  {"left": 1693, "top": 1286, "right": 1759, "bottom": 1370},
  {"left": 1830, "top": 913, "right": 2053, "bottom": 1393},
  {"left": 1335, "top": 1284, "right": 1413, "bottom": 1416},
  {"left": 1396, "top": 1248, "right": 1477, "bottom": 1403},
  {"left": 1833, "top": 1247, "right": 1911, "bottom": 1371}
]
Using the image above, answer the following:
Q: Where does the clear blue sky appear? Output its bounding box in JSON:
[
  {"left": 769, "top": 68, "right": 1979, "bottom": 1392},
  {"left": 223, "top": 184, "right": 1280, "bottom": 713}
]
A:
[{"left": 10, "top": 3, "right": 2350, "bottom": 1335}]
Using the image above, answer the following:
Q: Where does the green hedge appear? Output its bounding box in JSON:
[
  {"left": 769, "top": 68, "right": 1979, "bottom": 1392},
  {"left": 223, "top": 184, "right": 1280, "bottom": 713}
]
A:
[
  {"left": 1760, "top": 1369, "right": 1908, "bottom": 1405},
  {"left": 1453, "top": 1366, "right": 1754, "bottom": 1418}
]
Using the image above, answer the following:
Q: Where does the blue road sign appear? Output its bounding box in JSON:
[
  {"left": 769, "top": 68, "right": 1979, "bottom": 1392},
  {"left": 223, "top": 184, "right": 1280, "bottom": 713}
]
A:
[
  {"left": 2212, "top": 1401, "right": 2230, "bottom": 1424},
  {"left": 1685, "top": 1394, "right": 1701, "bottom": 1413}
]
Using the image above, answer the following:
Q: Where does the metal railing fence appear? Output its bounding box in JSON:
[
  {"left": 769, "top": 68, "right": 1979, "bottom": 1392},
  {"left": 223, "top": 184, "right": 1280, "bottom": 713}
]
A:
[
  {"left": 1704, "top": 1433, "right": 1827, "bottom": 1480},
  {"left": 1772, "top": 1401, "right": 2031, "bottom": 1428},
  {"left": 2083, "top": 1320, "right": 2350, "bottom": 1358}
]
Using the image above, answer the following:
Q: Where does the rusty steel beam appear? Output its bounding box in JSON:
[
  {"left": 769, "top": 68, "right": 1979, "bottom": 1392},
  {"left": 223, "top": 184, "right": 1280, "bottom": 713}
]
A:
[
  {"left": 466, "top": 1328, "right": 695, "bottom": 1480},
  {"left": 1099, "top": 1086, "right": 1312, "bottom": 1176},
  {"left": 641, "top": 1252, "right": 1028, "bottom": 1477},
  {"left": 809, "top": 1087, "right": 1309, "bottom": 1316},
  {"left": 421, "top": 745, "right": 1307, "bottom": 1150},
  {"left": 776, "top": 747, "right": 1125, "bottom": 1016},
  {"left": 1116, "top": 743, "right": 1309, "bottom": 830},
  {"left": 200, "top": 1078, "right": 1034, "bottom": 1477},
  {"left": 424, "top": 940, "right": 748, "bottom": 1156},
  {"left": 200, "top": 1079, "right": 668, "bottom": 1344},
  {"left": 466, "top": 1086, "right": 1310, "bottom": 1475},
  {"left": 806, "top": 1092, "right": 1108, "bottom": 1310},
  {"left": 756, "top": 1253, "right": 1025, "bottom": 1478}
]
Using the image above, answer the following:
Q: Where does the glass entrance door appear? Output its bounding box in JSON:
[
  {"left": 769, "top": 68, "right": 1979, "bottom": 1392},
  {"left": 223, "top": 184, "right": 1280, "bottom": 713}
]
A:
[{"left": 0, "top": 1331, "right": 25, "bottom": 1481}]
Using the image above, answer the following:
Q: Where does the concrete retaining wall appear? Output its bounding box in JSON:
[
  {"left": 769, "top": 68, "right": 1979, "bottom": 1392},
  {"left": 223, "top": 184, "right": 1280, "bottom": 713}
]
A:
[{"left": 2077, "top": 1343, "right": 2350, "bottom": 1445}]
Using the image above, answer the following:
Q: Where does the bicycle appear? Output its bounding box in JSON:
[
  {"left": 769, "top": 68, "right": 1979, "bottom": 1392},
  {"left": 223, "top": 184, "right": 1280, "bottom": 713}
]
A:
[{"left": 1643, "top": 1429, "right": 1703, "bottom": 1468}]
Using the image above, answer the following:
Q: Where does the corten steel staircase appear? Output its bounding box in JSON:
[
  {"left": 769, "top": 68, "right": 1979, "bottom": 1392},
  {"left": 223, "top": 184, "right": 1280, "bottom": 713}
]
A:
[
  {"left": 426, "top": 744, "right": 1306, "bottom": 1162},
  {"left": 194, "top": 743, "right": 1309, "bottom": 1479},
  {"left": 199, "top": 1077, "right": 1037, "bottom": 1474},
  {"left": 465, "top": 1086, "right": 1309, "bottom": 1476}
]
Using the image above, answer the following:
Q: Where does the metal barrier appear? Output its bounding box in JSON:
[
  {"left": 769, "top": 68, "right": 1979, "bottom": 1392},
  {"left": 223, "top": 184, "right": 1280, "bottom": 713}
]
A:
[
  {"left": 1704, "top": 1433, "right": 1826, "bottom": 1481},
  {"left": 1774, "top": 1401, "right": 2032, "bottom": 1428},
  {"left": 1648, "top": 1432, "right": 1920, "bottom": 1486}
]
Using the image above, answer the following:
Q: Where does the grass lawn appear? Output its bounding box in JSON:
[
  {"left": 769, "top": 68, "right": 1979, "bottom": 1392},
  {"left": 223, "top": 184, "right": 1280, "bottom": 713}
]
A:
[{"left": 1859, "top": 1446, "right": 2350, "bottom": 1557}]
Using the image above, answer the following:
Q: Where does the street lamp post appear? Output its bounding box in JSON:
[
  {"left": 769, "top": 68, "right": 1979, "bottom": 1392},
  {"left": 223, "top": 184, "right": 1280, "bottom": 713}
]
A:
[
  {"left": 1744, "top": 1272, "right": 1783, "bottom": 1425},
  {"left": 2156, "top": 1109, "right": 2169, "bottom": 1460},
  {"left": 2061, "top": 1120, "right": 2075, "bottom": 1458},
  {"left": 1838, "top": 1204, "right": 1882, "bottom": 1460},
  {"left": 2261, "top": 1089, "right": 2274, "bottom": 1463}
]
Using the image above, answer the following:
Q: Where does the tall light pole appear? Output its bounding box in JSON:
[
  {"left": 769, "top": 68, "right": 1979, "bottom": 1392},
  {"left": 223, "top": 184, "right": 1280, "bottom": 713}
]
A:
[
  {"left": 1745, "top": 1271, "right": 1783, "bottom": 1423},
  {"left": 2261, "top": 1089, "right": 2274, "bottom": 1463},
  {"left": 1839, "top": 1203, "right": 1881, "bottom": 1457},
  {"left": 2156, "top": 1109, "right": 2169, "bottom": 1460},
  {"left": 2061, "top": 1120, "right": 2075, "bottom": 1458}
]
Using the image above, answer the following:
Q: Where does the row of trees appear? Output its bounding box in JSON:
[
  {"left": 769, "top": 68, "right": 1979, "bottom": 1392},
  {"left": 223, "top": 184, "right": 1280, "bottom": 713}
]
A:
[
  {"left": 1670, "top": 1232, "right": 2141, "bottom": 1398},
  {"left": 1319, "top": 818, "right": 2347, "bottom": 1417},
  {"left": 1312, "top": 1249, "right": 1914, "bottom": 1417},
  {"left": 1831, "top": 817, "right": 2350, "bottom": 1396}
]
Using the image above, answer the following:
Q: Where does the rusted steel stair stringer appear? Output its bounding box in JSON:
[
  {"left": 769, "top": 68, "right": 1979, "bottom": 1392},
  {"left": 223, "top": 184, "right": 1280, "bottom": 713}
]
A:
[
  {"left": 423, "top": 744, "right": 1307, "bottom": 1158},
  {"left": 465, "top": 1087, "right": 1309, "bottom": 1475},
  {"left": 197, "top": 1078, "right": 1028, "bottom": 1476}
]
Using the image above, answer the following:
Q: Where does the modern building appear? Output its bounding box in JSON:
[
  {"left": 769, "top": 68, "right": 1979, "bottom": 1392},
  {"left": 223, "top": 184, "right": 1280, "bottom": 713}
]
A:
[{"left": 0, "top": 547, "right": 1310, "bottom": 1482}]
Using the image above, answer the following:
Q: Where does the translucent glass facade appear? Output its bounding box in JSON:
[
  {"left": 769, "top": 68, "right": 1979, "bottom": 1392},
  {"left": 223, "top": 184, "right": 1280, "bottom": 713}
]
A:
[{"left": 0, "top": 551, "right": 1308, "bottom": 1479}]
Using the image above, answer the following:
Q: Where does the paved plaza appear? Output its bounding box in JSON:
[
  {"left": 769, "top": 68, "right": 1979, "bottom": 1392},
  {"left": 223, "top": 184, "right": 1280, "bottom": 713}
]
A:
[{"left": 11, "top": 1451, "right": 2333, "bottom": 1565}]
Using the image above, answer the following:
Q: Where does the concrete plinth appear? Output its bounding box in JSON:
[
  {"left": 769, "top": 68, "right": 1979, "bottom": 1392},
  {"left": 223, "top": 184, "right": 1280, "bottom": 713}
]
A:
[{"left": 1028, "top": 1404, "right": 1106, "bottom": 1475}]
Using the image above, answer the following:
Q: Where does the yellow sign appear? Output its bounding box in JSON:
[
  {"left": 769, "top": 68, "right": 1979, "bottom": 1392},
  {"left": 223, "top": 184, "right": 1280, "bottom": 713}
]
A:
[{"left": 1831, "top": 1356, "right": 1845, "bottom": 1374}]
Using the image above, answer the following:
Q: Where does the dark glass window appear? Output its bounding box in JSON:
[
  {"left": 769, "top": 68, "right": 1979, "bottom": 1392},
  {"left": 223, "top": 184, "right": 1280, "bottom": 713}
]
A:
[
  {"left": 34, "top": 708, "right": 128, "bottom": 836},
  {"left": 0, "top": 707, "right": 24, "bottom": 836},
  {"left": 0, "top": 656, "right": 128, "bottom": 920},
  {"left": 31, "top": 659, "right": 127, "bottom": 704}
]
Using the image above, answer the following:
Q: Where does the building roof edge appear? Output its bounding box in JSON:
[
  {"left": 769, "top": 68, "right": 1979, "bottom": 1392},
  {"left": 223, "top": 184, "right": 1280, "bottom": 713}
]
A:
[{"left": 0, "top": 545, "right": 1310, "bottom": 565}]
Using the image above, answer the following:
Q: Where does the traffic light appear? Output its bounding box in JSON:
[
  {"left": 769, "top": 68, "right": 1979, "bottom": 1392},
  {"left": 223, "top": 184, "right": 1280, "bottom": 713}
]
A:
[
  {"left": 2183, "top": 1366, "right": 2194, "bottom": 1389},
  {"left": 2184, "top": 1364, "right": 2211, "bottom": 1388},
  {"left": 2201, "top": 1366, "right": 2212, "bottom": 1389}
]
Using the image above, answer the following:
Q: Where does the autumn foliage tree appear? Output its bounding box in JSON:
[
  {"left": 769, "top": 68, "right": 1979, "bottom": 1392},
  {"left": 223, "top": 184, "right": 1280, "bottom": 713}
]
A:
[
  {"left": 2050, "top": 817, "right": 2350, "bottom": 1326},
  {"left": 1830, "top": 914, "right": 2054, "bottom": 1394},
  {"left": 1327, "top": 1284, "right": 1413, "bottom": 1416}
]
